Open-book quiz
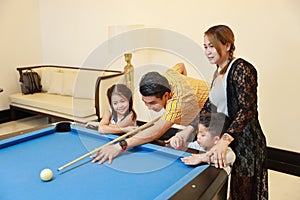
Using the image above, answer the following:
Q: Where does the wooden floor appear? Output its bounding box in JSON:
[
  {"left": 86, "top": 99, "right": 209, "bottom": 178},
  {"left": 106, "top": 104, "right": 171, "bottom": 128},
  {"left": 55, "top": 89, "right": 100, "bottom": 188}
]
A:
[{"left": 0, "top": 115, "right": 49, "bottom": 139}]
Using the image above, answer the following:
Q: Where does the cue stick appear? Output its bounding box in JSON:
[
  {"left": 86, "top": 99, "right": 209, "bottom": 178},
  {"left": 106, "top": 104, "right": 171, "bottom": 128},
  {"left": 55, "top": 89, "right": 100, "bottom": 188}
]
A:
[{"left": 57, "top": 116, "right": 161, "bottom": 171}]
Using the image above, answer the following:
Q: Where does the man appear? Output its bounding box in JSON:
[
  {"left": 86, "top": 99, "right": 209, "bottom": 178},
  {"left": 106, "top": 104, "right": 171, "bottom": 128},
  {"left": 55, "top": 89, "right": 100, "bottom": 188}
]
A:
[{"left": 92, "top": 63, "right": 209, "bottom": 164}]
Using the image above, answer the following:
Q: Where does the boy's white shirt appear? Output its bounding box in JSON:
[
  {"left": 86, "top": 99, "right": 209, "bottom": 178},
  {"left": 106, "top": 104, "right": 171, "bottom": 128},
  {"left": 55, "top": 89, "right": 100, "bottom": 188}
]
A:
[{"left": 187, "top": 140, "right": 206, "bottom": 152}]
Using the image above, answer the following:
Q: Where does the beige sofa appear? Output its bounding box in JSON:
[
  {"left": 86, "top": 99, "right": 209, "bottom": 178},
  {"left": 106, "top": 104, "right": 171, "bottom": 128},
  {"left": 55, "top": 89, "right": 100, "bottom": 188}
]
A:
[{"left": 10, "top": 65, "right": 124, "bottom": 124}]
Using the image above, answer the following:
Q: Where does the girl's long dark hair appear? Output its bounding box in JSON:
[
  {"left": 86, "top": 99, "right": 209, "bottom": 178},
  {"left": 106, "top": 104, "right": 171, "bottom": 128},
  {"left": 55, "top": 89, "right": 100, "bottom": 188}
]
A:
[{"left": 107, "top": 84, "right": 136, "bottom": 123}]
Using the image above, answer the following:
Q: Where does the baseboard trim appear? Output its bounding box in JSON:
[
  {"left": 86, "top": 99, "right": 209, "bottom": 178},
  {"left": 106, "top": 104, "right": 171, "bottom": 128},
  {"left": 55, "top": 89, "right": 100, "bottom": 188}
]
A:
[{"left": 267, "top": 147, "right": 300, "bottom": 176}]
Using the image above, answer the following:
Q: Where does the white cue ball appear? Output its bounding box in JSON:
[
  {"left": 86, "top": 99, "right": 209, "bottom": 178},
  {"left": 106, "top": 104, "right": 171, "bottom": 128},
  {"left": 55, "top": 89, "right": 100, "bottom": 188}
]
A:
[{"left": 40, "top": 168, "right": 53, "bottom": 181}]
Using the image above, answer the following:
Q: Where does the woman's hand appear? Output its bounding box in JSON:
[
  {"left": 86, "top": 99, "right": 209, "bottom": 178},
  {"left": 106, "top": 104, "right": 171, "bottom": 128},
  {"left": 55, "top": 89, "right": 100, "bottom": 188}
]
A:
[
  {"left": 207, "top": 133, "right": 234, "bottom": 168},
  {"left": 207, "top": 139, "right": 229, "bottom": 168}
]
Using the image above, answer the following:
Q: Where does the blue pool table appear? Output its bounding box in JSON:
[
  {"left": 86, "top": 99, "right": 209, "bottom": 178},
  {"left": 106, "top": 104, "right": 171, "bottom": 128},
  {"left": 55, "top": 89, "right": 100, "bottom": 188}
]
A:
[{"left": 0, "top": 122, "right": 228, "bottom": 200}]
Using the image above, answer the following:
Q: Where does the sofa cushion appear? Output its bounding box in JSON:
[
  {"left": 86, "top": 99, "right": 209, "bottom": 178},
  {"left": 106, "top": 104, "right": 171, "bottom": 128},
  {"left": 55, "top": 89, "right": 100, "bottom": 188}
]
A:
[
  {"left": 40, "top": 67, "right": 56, "bottom": 92},
  {"left": 9, "top": 93, "right": 95, "bottom": 118},
  {"left": 61, "top": 70, "right": 77, "bottom": 96},
  {"left": 47, "top": 71, "right": 64, "bottom": 94}
]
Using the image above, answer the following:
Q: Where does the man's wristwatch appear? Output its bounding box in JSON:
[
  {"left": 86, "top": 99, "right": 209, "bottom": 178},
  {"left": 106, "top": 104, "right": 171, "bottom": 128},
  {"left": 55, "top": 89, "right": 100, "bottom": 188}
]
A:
[{"left": 119, "top": 140, "right": 128, "bottom": 152}]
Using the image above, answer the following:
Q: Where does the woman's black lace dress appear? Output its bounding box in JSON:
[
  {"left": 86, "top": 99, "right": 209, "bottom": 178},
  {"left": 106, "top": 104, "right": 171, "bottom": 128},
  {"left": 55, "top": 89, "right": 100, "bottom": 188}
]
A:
[{"left": 200, "top": 58, "right": 268, "bottom": 200}]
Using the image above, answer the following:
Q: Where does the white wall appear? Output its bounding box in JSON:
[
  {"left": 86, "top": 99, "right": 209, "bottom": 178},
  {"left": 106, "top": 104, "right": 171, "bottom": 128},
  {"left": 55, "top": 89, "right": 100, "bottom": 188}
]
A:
[
  {"left": 1, "top": 0, "right": 300, "bottom": 152},
  {"left": 0, "top": 0, "right": 300, "bottom": 152},
  {"left": 0, "top": 0, "right": 42, "bottom": 110},
  {"left": 39, "top": 0, "right": 300, "bottom": 153}
]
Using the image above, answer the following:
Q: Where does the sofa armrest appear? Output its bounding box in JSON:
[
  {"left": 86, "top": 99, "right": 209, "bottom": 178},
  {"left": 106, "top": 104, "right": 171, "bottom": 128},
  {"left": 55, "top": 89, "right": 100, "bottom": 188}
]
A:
[{"left": 16, "top": 65, "right": 122, "bottom": 88}]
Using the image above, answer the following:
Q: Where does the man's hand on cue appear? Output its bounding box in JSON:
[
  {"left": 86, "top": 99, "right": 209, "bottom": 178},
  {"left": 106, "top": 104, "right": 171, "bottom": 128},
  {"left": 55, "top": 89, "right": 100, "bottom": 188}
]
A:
[{"left": 91, "top": 144, "right": 122, "bottom": 164}]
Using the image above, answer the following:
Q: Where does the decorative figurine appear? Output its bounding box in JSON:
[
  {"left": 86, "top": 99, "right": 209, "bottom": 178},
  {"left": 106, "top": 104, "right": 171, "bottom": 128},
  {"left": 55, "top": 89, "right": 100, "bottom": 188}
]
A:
[{"left": 124, "top": 53, "right": 134, "bottom": 93}]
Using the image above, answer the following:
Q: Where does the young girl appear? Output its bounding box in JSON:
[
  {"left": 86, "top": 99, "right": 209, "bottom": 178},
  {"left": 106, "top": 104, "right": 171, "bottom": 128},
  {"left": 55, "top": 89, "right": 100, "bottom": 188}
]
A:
[{"left": 88, "top": 84, "right": 137, "bottom": 134}]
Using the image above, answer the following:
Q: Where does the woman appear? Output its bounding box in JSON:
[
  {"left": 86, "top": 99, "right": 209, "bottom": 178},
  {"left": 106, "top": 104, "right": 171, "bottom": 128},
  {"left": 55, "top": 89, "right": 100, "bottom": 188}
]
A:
[{"left": 201, "top": 25, "right": 268, "bottom": 199}]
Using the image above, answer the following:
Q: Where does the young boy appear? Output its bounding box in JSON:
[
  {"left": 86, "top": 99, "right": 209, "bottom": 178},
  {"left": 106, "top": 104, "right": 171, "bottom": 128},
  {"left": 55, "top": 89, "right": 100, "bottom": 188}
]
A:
[
  {"left": 181, "top": 112, "right": 235, "bottom": 199},
  {"left": 181, "top": 112, "right": 236, "bottom": 172}
]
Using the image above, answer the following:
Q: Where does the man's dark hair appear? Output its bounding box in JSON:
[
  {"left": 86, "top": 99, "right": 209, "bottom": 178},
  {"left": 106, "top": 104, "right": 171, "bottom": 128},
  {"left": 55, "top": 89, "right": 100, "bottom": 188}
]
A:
[{"left": 139, "top": 72, "right": 171, "bottom": 98}]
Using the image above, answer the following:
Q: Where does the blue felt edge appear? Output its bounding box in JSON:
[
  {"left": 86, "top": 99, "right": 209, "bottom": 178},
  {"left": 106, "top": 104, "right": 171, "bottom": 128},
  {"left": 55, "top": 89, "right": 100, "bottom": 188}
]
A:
[
  {"left": 154, "top": 165, "right": 209, "bottom": 200},
  {"left": 0, "top": 124, "right": 207, "bottom": 199}
]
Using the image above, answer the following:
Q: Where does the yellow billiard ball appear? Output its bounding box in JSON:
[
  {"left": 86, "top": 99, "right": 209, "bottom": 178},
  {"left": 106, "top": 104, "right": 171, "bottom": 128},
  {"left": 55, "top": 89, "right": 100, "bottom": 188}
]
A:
[{"left": 40, "top": 168, "right": 53, "bottom": 181}]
